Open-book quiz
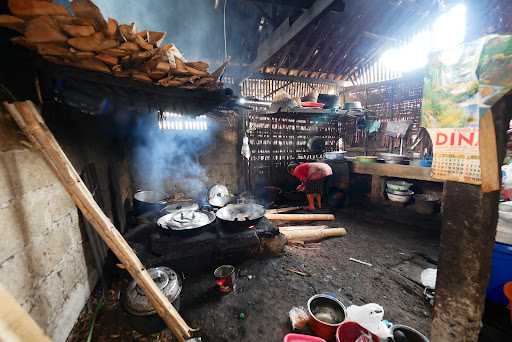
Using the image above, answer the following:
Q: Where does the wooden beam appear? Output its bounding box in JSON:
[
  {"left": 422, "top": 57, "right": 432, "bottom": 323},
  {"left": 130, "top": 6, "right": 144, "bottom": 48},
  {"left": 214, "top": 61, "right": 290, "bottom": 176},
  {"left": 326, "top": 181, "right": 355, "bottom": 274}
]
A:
[
  {"left": 350, "top": 162, "right": 442, "bottom": 182},
  {"left": 0, "top": 283, "right": 51, "bottom": 342},
  {"left": 240, "top": 0, "right": 336, "bottom": 81},
  {"left": 3, "top": 101, "right": 194, "bottom": 342}
]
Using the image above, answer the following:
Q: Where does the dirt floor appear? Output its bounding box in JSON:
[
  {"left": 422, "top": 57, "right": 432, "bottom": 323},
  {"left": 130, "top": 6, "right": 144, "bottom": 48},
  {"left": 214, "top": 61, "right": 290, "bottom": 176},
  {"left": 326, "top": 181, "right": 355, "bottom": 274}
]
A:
[{"left": 68, "top": 204, "right": 441, "bottom": 342}]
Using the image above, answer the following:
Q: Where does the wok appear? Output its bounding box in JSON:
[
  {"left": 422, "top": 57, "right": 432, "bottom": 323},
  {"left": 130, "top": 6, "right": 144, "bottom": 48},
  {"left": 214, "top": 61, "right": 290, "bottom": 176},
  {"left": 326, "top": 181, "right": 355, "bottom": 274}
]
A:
[{"left": 216, "top": 203, "right": 265, "bottom": 230}]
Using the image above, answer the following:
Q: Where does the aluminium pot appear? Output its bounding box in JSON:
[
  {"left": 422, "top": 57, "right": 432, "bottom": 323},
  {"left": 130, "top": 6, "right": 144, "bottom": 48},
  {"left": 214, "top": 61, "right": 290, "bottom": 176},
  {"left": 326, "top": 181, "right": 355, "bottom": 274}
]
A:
[
  {"left": 134, "top": 190, "right": 168, "bottom": 215},
  {"left": 157, "top": 209, "right": 216, "bottom": 236},
  {"left": 122, "top": 266, "right": 182, "bottom": 334}
]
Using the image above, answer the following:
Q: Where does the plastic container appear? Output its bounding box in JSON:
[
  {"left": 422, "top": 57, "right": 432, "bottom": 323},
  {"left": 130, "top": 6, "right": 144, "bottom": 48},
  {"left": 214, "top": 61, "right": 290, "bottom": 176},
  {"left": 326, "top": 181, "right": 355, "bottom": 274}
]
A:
[
  {"left": 486, "top": 242, "right": 512, "bottom": 305},
  {"left": 284, "top": 333, "right": 327, "bottom": 342},
  {"left": 336, "top": 321, "right": 379, "bottom": 342}
]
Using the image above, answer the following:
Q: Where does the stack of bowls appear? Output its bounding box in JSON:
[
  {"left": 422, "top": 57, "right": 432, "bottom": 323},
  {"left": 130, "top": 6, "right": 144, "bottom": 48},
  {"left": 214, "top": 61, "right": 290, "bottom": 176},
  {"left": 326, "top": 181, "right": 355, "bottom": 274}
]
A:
[{"left": 386, "top": 181, "right": 413, "bottom": 203}]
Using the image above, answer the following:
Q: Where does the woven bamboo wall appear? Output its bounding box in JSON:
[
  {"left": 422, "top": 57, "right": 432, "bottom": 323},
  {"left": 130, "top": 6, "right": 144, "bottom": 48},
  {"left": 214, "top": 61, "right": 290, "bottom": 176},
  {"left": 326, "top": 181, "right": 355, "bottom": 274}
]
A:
[{"left": 239, "top": 78, "right": 339, "bottom": 101}]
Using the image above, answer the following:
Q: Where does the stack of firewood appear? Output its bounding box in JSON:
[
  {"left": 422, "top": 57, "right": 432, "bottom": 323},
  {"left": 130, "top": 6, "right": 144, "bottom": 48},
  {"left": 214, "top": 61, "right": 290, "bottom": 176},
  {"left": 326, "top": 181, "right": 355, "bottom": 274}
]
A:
[{"left": 0, "top": 0, "right": 226, "bottom": 89}]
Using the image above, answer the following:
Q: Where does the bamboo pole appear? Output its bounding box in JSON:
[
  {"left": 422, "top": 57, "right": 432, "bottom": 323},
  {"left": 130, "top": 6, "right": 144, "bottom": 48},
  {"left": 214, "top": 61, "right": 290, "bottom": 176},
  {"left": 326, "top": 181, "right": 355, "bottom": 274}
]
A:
[{"left": 3, "top": 101, "right": 193, "bottom": 342}]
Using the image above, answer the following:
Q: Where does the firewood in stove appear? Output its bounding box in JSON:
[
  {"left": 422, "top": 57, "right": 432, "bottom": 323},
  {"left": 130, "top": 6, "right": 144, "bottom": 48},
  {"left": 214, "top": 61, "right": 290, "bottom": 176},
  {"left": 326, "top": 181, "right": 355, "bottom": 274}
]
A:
[
  {"left": 134, "top": 34, "right": 154, "bottom": 51},
  {"left": 102, "top": 47, "right": 131, "bottom": 57},
  {"left": 61, "top": 24, "right": 95, "bottom": 37},
  {"left": 118, "top": 23, "right": 136, "bottom": 41},
  {"left": 71, "top": 0, "right": 107, "bottom": 32},
  {"left": 0, "top": 15, "right": 25, "bottom": 33},
  {"left": 8, "top": 0, "right": 69, "bottom": 18},
  {"left": 25, "top": 16, "right": 67, "bottom": 43},
  {"left": 106, "top": 18, "right": 118, "bottom": 38},
  {"left": 119, "top": 41, "right": 139, "bottom": 52},
  {"left": 185, "top": 61, "right": 209, "bottom": 72},
  {"left": 95, "top": 53, "right": 118, "bottom": 66}
]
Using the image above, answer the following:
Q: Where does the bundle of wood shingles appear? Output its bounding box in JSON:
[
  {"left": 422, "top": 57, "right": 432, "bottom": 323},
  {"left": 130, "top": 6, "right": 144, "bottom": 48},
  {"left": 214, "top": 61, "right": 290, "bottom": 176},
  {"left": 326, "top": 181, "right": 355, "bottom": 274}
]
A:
[{"left": 0, "top": 0, "right": 225, "bottom": 90}]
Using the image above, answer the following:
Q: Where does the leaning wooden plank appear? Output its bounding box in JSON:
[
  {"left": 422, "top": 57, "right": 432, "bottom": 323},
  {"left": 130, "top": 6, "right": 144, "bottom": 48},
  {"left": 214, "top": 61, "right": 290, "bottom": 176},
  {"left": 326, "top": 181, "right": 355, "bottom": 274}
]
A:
[
  {"left": 0, "top": 15, "right": 25, "bottom": 33},
  {"left": 8, "top": 0, "right": 69, "bottom": 17},
  {"left": 265, "top": 213, "right": 336, "bottom": 221},
  {"left": 3, "top": 101, "right": 194, "bottom": 342},
  {"left": 0, "top": 283, "right": 51, "bottom": 342}
]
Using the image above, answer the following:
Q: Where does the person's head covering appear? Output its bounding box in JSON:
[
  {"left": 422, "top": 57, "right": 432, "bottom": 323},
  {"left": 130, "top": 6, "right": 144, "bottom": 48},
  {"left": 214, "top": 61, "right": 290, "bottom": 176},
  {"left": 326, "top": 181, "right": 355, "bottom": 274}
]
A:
[{"left": 287, "top": 162, "right": 299, "bottom": 174}]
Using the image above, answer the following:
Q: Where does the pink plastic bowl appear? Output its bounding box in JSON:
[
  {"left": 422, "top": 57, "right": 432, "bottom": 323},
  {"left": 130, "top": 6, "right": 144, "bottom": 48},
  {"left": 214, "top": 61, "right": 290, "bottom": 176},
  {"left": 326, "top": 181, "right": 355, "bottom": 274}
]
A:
[{"left": 284, "top": 333, "right": 327, "bottom": 342}]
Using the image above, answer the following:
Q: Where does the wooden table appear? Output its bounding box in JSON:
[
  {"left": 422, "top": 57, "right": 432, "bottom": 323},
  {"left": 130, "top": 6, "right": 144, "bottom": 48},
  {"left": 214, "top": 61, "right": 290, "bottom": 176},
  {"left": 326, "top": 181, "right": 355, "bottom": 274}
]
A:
[{"left": 350, "top": 162, "right": 444, "bottom": 202}]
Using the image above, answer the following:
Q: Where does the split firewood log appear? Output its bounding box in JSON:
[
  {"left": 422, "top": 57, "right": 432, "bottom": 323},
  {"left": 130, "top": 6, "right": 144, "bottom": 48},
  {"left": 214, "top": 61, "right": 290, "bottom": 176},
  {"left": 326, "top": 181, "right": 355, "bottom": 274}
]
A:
[
  {"left": 147, "top": 31, "right": 166, "bottom": 47},
  {"left": 8, "top": 0, "right": 69, "bottom": 18},
  {"left": 186, "top": 61, "right": 209, "bottom": 72},
  {"left": 159, "top": 77, "right": 184, "bottom": 87},
  {"left": 53, "top": 15, "right": 95, "bottom": 27},
  {"left": 95, "top": 53, "right": 118, "bottom": 66},
  {"left": 10, "top": 36, "right": 37, "bottom": 50},
  {"left": 36, "top": 43, "right": 73, "bottom": 58},
  {"left": 0, "top": 15, "right": 25, "bottom": 33},
  {"left": 25, "top": 16, "right": 67, "bottom": 43},
  {"left": 61, "top": 24, "right": 95, "bottom": 37},
  {"left": 155, "top": 62, "right": 171, "bottom": 73},
  {"left": 119, "top": 41, "right": 139, "bottom": 52},
  {"left": 134, "top": 35, "right": 153, "bottom": 51},
  {"left": 106, "top": 18, "right": 118, "bottom": 38},
  {"left": 76, "top": 58, "right": 111, "bottom": 73},
  {"left": 72, "top": 50, "right": 96, "bottom": 59},
  {"left": 194, "top": 77, "right": 216, "bottom": 87},
  {"left": 185, "top": 65, "right": 208, "bottom": 77},
  {"left": 130, "top": 70, "right": 152, "bottom": 82},
  {"left": 174, "top": 57, "right": 191, "bottom": 75},
  {"left": 113, "top": 69, "right": 130, "bottom": 78},
  {"left": 130, "top": 49, "right": 157, "bottom": 63},
  {"left": 148, "top": 70, "right": 167, "bottom": 81},
  {"left": 71, "top": 0, "right": 107, "bottom": 32},
  {"left": 118, "top": 23, "right": 136, "bottom": 41},
  {"left": 68, "top": 32, "right": 117, "bottom": 52},
  {"left": 102, "top": 48, "right": 131, "bottom": 57}
]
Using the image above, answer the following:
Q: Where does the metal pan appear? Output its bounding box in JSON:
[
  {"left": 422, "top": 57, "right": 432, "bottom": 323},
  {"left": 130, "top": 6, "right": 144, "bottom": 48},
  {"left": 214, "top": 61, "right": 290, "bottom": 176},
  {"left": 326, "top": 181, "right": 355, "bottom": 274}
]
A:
[{"left": 216, "top": 203, "right": 265, "bottom": 231}]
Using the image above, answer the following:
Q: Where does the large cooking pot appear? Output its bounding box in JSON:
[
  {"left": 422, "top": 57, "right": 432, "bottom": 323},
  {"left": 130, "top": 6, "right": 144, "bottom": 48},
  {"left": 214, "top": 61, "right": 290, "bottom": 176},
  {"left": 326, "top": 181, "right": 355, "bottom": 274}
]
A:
[
  {"left": 216, "top": 203, "right": 265, "bottom": 231},
  {"left": 133, "top": 190, "right": 168, "bottom": 215},
  {"left": 157, "top": 209, "right": 216, "bottom": 236}
]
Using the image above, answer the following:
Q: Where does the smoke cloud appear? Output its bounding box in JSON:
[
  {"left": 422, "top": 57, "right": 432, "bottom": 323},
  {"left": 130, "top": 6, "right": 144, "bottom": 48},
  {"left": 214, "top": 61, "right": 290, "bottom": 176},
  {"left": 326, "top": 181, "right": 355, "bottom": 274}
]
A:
[{"left": 131, "top": 113, "right": 217, "bottom": 200}]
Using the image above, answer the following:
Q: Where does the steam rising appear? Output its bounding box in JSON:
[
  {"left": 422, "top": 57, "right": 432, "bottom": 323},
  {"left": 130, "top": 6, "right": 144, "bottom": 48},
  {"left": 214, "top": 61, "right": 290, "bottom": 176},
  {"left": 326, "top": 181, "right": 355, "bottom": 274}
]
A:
[{"left": 132, "top": 114, "right": 217, "bottom": 199}]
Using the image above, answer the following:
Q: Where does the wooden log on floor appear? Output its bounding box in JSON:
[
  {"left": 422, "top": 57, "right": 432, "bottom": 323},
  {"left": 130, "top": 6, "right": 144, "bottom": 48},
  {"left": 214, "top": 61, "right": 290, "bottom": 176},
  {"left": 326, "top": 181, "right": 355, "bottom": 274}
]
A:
[
  {"left": 281, "top": 227, "right": 346, "bottom": 243},
  {"left": 265, "top": 213, "right": 335, "bottom": 221},
  {"left": 3, "top": 101, "right": 193, "bottom": 342}
]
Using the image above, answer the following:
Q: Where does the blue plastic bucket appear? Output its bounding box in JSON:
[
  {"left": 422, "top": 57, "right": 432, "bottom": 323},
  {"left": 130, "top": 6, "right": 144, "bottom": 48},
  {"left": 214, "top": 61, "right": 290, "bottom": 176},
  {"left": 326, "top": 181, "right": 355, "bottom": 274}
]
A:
[{"left": 486, "top": 242, "right": 512, "bottom": 305}]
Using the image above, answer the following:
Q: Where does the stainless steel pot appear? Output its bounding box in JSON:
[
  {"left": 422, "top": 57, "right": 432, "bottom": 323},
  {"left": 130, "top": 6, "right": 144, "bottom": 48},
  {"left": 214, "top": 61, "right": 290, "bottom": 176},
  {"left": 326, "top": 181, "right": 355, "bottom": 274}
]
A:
[
  {"left": 157, "top": 209, "right": 216, "bottom": 236},
  {"left": 133, "top": 190, "right": 168, "bottom": 215},
  {"left": 307, "top": 294, "right": 346, "bottom": 341},
  {"left": 123, "top": 266, "right": 182, "bottom": 334}
]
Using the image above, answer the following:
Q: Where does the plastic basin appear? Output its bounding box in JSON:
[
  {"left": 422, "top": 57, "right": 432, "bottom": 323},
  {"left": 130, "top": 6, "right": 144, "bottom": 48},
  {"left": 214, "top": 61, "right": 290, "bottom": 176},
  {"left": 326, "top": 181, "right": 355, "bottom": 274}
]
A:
[{"left": 284, "top": 333, "right": 326, "bottom": 342}]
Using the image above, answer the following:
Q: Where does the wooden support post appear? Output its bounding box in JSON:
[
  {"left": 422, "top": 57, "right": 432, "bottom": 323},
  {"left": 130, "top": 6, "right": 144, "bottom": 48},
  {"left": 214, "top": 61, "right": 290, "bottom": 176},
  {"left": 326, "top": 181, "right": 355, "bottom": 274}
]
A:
[
  {"left": 3, "top": 101, "right": 193, "bottom": 342},
  {"left": 370, "top": 175, "right": 384, "bottom": 202},
  {"left": 431, "top": 182, "right": 499, "bottom": 341}
]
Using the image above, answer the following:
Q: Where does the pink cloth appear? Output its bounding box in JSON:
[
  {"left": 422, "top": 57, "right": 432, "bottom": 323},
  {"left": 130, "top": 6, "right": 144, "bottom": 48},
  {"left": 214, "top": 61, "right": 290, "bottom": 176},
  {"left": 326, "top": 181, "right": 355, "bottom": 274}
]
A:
[{"left": 292, "top": 162, "right": 333, "bottom": 182}]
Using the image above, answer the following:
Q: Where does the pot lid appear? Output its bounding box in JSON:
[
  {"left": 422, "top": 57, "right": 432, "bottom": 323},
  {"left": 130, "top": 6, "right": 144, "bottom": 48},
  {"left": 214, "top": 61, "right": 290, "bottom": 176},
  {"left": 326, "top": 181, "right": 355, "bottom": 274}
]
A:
[
  {"left": 124, "top": 267, "right": 181, "bottom": 316},
  {"left": 158, "top": 210, "right": 215, "bottom": 231},
  {"left": 162, "top": 201, "right": 199, "bottom": 214},
  {"left": 208, "top": 184, "right": 231, "bottom": 207}
]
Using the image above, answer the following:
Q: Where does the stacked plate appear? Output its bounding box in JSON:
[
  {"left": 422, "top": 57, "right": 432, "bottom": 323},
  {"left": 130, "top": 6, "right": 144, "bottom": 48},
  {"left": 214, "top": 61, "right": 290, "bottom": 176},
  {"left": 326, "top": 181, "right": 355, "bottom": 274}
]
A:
[{"left": 386, "top": 181, "right": 413, "bottom": 203}]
